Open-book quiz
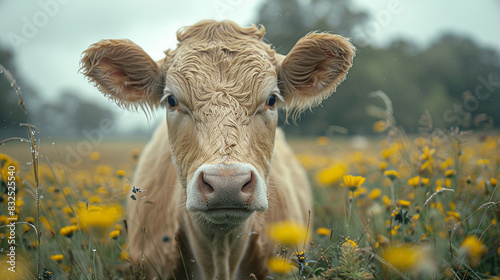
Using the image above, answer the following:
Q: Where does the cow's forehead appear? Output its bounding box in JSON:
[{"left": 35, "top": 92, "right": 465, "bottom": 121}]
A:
[{"left": 165, "top": 41, "right": 278, "bottom": 110}]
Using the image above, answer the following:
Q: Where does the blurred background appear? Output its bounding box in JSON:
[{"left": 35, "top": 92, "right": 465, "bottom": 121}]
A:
[{"left": 1, "top": 0, "right": 499, "bottom": 139}]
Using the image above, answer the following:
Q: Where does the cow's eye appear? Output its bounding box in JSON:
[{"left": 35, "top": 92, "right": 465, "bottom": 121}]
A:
[
  {"left": 166, "top": 95, "right": 178, "bottom": 107},
  {"left": 266, "top": 94, "right": 277, "bottom": 107}
]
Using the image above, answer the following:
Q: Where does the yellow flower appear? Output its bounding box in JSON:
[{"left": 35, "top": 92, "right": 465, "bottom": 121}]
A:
[
  {"left": 353, "top": 187, "right": 368, "bottom": 199},
  {"left": 116, "top": 169, "right": 126, "bottom": 177},
  {"left": 444, "top": 169, "right": 455, "bottom": 178},
  {"left": 267, "top": 221, "right": 308, "bottom": 247},
  {"left": 50, "top": 254, "right": 64, "bottom": 262},
  {"left": 490, "top": 178, "right": 498, "bottom": 187},
  {"left": 384, "top": 170, "right": 400, "bottom": 180},
  {"left": 421, "top": 146, "right": 435, "bottom": 161},
  {"left": 446, "top": 211, "right": 461, "bottom": 221},
  {"left": 407, "top": 176, "right": 429, "bottom": 187},
  {"left": 373, "top": 120, "right": 388, "bottom": 132},
  {"left": 368, "top": 188, "right": 382, "bottom": 200},
  {"left": 267, "top": 257, "right": 293, "bottom": 274},
  {"left": 316, "top": 163, "right": 347, "bottom": 186},
  {"left": 62, "top": 207, "right": 73, "bottom": 215},
  {"left": 89, "top": 196, "right": 101, "bottom": 204},
  {"left": 343, "top": 238, "right": 357, "bottom": 247},
  {"left": 460, "top": 235, "right": 487, "bottom": 267},
  {"left": 398, "top": 200, "right": 411, "bottom": 208},
  {"left": 316, "top": 227, "right": 331, "bottom": 236},
  {"left": 120, "top": 250, "right": 130, "bottom": 261},
  {"left": 90, "top": 151, "right": 100, "bottom": 161},
  {"left": 343, "top": 175, "right": 366, "bottom": 192},
  {"left": 476, "top": 159, "right": 490, "bottom": 166},
  {"left": 316, "top": 136, "right": 329, "bottom": 146},
  {"left": 60, "top": 225, "right": 79, "bottom": 238},
  {"left": 109, "top": 230, "right": 120, "bottom": 240},
  {"left": 77, "top": 204, "right": 123, "bottom": 237},
  {"left": 382, "top": 195, "right": 392, "bottom": 208},
  {"left": 379, "top": 161, "right": 388, "bottom": 171},
  {"left": 382, "top": 244, "right": 425, "bottom": 271}
]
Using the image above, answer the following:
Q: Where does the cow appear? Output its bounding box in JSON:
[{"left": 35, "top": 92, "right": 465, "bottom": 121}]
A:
[{"left": 80, "top": 20, "right": 354, "bottom": 279}]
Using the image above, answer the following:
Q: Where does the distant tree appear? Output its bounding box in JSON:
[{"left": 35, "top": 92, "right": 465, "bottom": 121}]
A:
[
  {"left": 35, "top": 91, "right": 115, "bottom": 137},
  {"left": 257, "top": 0, "right": 368, "bottom": 54},
  {"left": 255, "top": 1, "right": 500, "bottom": 135},
  {"left": 0, "top": 46, "right": 37, "bottom": 138}
]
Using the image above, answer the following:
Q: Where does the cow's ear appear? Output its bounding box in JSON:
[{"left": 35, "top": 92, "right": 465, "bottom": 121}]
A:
[
  {"left": 278, "top": 33, "right": 355, "bottom": 115},
  {"left": 80, "top": 39, "right": 162, "bottom": 110}
]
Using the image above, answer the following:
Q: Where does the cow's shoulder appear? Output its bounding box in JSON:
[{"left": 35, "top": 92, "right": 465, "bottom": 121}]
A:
[
  {"left": 127, "top": 121, "right": 182, "bottom": 277},
  {"left": 267, "top": 127, "right": 313, "bottom": 226}
]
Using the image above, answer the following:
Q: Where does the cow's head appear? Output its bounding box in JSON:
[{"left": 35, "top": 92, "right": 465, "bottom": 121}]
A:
[{"left": 81, "top": 20, "right": 354, "bottom": 231}]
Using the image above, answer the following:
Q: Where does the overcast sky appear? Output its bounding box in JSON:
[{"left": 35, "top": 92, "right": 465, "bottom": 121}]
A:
[{"left": 1, "top": 0, "right": 500, "bottom": 133}]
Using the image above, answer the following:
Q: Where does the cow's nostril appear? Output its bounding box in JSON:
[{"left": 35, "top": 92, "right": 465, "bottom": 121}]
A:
[
  {"left": 240, "top": 172, "right": 256, "bottom": 195},
  {"left": 198, "top": 172, "right": 215, "bottom": 196}
]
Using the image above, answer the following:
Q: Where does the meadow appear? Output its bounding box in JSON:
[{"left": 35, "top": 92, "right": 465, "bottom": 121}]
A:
[{"left": 0, "top": 67, "right": 499, "bottom": 279}]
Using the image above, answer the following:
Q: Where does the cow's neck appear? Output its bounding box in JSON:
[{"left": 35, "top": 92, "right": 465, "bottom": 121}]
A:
[{"left": 179, "top": 212, "right": 257, "bottom": 279}]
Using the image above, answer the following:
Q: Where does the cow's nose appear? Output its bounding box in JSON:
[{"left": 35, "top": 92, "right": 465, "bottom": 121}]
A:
[{"left": 197, "top": 165, "right": 257, "bottom": 207}]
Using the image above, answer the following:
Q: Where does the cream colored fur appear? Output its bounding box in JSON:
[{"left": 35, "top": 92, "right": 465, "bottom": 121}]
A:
[
  {"left": 80, "top": 20, "right": 355, "bottom": 279},
  {"left": 128, "top": 124, "right": 311, "bottom": 278}
]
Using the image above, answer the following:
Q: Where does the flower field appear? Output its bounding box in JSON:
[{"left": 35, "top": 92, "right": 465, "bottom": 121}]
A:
[{"left": 1, "top": 124, "right": 498, "bottom": 279}]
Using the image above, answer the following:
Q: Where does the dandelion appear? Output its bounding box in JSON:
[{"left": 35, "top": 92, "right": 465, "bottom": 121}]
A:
[
  {"left": 382, "top": 244, "right": 426, "bottom": 272},
  {"left": 444, "top": 169, "right": 455, "bottom": 178},
  {"left": 382, "top": 195, "right": 392, "bottom": 208},
  {"left": 379, "top": 161, "right": 388, "bottom": 171},
  {"left": 490, "top": 177, "right": 498, "bottom": 187},
  {"left": 316, "top": 227, "right": 331, "bottom": 236},
  {"left": 343, "top": 175, "right": 366, "bottom": 192},
  {"left": 77, "top": 204, "right": 123, "bottom": 237},
  {"left": 460, "top": 236, "right": 487, "bottom": 267},
  {"left": 353, "top": 187, "right": 368, "bottom": 199},
  {"left": 120, "top": 250, "right": 130, "bottom": 261},
  {"left": 408, "top": 176, "right": 429, "bottom": 187},
  {"left": 316, "top": 163, "right": 347, "bottom": 186},
  {"left": 116, "top": 169, "right": 126, "bottom": 177},
  {"left": 267, "top": 221, "right": 308, "bottom": 247},
  {"left": 368, "top": 188, "right": 382, "bottom": 200},
  {"left": 446, "top": 211, "right": 461, "bottom": 221},
  {"left": 398, "top": 199, "right": 411, "bottom": 208},
  {"left": 50, "top": 254, "right": 64, "bottom": 262},
  {"left": 384, "top": 170, "right": 400, "bottom": 180},
  {"left": 109, "top": 230, "right": 120, "bottom": 240},
  {"left": 60, "top": 225, "right": 79, "bottom": 238},
  {"left": 268, "top": 257, "right": 293, "bottom": 274},
  {"left": 421, "top": 146, "right": 435, "bottom": 161}
]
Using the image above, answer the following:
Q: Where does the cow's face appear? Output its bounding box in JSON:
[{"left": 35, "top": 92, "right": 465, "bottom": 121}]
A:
[{"left": 81, "top": 20, "right": 355, "bottom": 231}]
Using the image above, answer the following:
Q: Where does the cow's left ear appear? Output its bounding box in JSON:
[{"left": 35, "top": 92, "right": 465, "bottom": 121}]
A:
[
  {"left": 80, "top": 39, "right": 162, "bottom": 110},
  {"left": 278, "top": 33, "right": 355, "bottom": 114}
]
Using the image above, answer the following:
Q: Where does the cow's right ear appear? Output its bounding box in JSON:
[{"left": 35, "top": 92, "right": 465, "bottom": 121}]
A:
[{"left": 80, "top": 39, "right": 162, "bottom": 110}]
